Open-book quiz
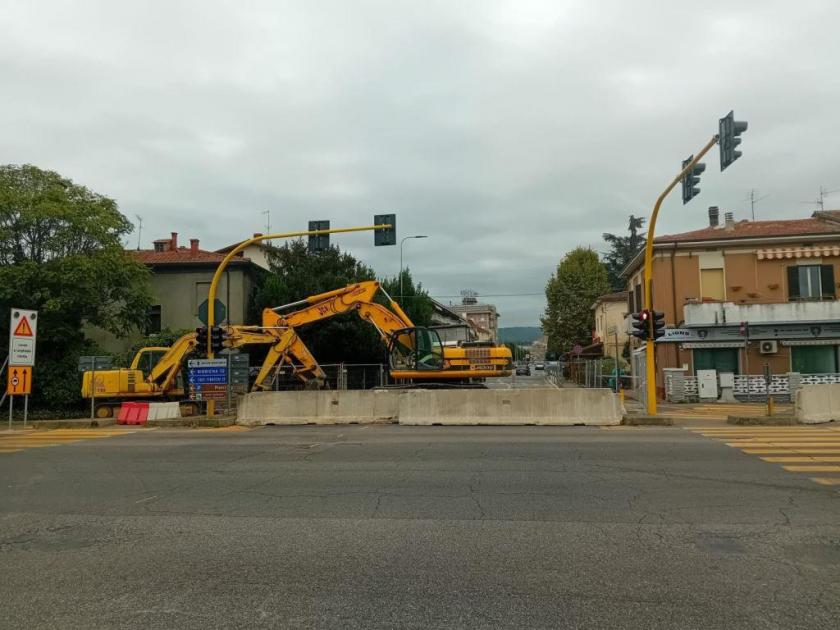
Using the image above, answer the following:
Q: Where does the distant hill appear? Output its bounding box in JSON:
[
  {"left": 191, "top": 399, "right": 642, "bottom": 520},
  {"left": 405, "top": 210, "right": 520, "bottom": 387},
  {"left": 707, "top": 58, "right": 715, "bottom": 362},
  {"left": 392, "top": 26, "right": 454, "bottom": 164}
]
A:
[{"left": 498, "top": 326, "right": 542, "bottom": 344}]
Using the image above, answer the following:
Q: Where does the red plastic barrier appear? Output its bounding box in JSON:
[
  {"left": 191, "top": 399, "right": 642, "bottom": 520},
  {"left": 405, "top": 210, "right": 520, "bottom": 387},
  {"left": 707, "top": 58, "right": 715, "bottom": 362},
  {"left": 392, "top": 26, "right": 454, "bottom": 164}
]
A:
[{"left": 117, "top": 402, "right": 149, "bottom": 425}]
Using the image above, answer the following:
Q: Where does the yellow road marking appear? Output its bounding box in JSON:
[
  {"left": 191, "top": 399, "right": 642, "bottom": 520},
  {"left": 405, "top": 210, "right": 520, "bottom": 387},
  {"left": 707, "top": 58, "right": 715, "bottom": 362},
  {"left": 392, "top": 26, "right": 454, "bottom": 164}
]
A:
[
  {"left": 761, "top": 456, "right": 840, "bottom": 463},
  {"left": 0, "top": 447, "right": 22, "bottom": 453},
  {"left": 725, "top": 440, "right": 840, "bottom": 448},
  {"left": 782, "top": 465, "right": 840, "bottom": 473},
  {"left": 742, "top": 449, "right": 840, "bottom": 454},
  {"left": 811, "top": 477, "right": 840, "bottom": 486}
]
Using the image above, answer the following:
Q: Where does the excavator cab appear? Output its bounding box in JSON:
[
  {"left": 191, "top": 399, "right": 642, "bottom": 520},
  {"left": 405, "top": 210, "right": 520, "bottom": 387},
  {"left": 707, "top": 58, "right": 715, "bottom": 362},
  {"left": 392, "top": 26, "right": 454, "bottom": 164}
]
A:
[{"left": 388, "top": 327, "right": 445, "bottom": 372}]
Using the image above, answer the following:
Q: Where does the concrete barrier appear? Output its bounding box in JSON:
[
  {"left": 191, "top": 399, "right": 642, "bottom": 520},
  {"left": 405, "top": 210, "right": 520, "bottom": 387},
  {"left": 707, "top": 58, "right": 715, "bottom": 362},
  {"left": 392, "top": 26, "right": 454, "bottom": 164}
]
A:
[
  {"left": 237, "top": 390, "right": 400, "bottom": 426},
  {"left": 237, "top": 388, "right": 623, "bottom": 426},
  {"left": 397, "top": 388, "right": 622, "bottom": 426},
  {"left": 795, "top": 384, "right": 840, "bottom": 424},
  {"left": 147, "top": 402, "right": 181, "bottom": 420}
]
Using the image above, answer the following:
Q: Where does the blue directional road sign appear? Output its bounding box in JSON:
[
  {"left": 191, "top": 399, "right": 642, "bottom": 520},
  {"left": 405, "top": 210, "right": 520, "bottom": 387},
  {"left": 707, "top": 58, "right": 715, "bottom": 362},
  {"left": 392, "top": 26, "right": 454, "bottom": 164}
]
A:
[{"left": 187, "top": 359, "right": 228, "bottom": 401}]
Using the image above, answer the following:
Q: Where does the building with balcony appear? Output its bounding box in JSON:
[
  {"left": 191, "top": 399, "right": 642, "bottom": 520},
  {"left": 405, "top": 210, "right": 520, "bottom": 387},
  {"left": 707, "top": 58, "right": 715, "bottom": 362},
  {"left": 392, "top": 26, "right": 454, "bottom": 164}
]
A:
[
  {"left": 622, "top": 208, "right": 840, "bottom": 398},
  {"left": 450, "top": 292, "right": 500, "bottom": 342}
]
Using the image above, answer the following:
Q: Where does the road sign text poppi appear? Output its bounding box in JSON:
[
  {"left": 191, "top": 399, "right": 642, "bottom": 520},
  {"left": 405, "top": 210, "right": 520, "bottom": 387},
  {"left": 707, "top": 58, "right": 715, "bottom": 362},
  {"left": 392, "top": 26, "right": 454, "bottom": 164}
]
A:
[
  {"left": 188, "top": 359, "right": 228, "bottom": 401},
  {"left": 9, "top": 308, "right": 38, "bottom": 367}
]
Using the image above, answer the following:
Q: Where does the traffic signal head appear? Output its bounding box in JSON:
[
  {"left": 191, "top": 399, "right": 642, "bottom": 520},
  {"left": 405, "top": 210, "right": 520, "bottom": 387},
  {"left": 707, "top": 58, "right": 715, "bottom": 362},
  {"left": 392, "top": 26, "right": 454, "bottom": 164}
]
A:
[
  {"left": 374, "top": 214, "right": 396, "bottom": 246},
  {"left": 196, "top": 326, "right": 209, "bottom": 355},
  {"left": 631, "top": 310, "right": 650, "bottom": 341},
  {"left": 719, "top": 110, "right": 748, "bottom": 171},
  {"left": 210, "top": 326, "right": 225, "bottom": 353},
  {"left": 308, "top": 220, "right": 330, "bottom": 253},
  {"left": 681, "top": 155, "right": 706, "bottom": 205},
  {"left": 651, "top": 311, "right": 666, "bottom": 340}
]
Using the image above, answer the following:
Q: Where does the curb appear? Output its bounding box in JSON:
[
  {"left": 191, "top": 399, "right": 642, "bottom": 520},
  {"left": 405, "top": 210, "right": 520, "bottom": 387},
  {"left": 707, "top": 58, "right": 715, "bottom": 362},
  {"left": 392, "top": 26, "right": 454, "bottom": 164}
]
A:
[
  {"left": 27, "top": 418, "right": 116, "bottom": 430},
  {"left": 145, "top": 416, "right": 237, "bottom": 428},
  {"left": 727, "top": 415, "right": 797, "bottom": 426},
  {"left": 622, "top": 415, "right": 675, "bottom": 426}
]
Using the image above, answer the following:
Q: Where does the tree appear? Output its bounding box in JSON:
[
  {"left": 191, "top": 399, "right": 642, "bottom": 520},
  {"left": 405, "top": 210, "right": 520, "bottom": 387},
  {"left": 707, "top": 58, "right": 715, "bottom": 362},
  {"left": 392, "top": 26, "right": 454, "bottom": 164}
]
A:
[
  {"left": 602, "top": 214, "right": 646, "bottom": 290},
  {"left": 252, "top": 239, "right": 384, "bottom": 363},
  {"left": 0, "top": 164, "right": 152, "bottom": 408},
  {"left": 380, "top": 268, "right": 433, "bottom": 327},
  {"left": 541, "top": 247, "right": 611, "bottom": 356}
]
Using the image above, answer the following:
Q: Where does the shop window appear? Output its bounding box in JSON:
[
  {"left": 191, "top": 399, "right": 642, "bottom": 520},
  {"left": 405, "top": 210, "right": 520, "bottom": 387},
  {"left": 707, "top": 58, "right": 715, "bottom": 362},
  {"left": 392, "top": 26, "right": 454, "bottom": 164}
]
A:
[
  {"left": 788, "top": 265, "right": 835, "bottom": 301},
  {"left": 791, "top": 346, "right": 838, "bottom": 374},
  {"left": 693, "top": 348, "right": 739, "bottom": 374},
  {"left": 700, "top": 268, "right": 725, "bottom": 301}
]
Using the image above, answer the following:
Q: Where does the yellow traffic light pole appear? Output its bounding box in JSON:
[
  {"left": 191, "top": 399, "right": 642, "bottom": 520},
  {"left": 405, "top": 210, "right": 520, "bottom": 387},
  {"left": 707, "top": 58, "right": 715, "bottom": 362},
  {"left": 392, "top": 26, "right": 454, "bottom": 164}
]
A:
[
  {"left": 643, "top": 135, "right": 719, "bottom": 415},
  {"left": 205, "top": 222, "right": 392, "bottom": 416}
]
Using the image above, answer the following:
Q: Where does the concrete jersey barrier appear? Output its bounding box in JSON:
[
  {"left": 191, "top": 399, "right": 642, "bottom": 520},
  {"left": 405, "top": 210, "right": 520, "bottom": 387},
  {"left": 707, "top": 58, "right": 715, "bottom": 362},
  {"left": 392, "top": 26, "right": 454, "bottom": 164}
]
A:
[
  {"left": 237, "top": 387, "right": 622, "bottom": 426},
  {"left": 795, "top": 384, "right": 840, "bottom": 424},
  {"left": 397, "top": 388, "right": 622, "bottom": 426}
]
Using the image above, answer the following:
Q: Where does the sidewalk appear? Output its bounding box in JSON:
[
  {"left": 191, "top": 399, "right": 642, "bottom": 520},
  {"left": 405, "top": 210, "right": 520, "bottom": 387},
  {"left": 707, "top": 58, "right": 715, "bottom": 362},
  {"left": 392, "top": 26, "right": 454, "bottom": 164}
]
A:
[{"left": 625, "top": 400, "right": 794, "bottom": 426}]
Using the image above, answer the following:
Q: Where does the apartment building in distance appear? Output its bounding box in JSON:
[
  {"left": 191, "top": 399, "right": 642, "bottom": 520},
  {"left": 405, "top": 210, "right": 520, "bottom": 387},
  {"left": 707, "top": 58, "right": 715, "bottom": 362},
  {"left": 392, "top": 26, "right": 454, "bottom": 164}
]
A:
[
  {"left": 622, "top": 207, "right": 840, "bottom": 398},
  {"left": 450, "top": 290, "right": 500, "bottom": 343}
]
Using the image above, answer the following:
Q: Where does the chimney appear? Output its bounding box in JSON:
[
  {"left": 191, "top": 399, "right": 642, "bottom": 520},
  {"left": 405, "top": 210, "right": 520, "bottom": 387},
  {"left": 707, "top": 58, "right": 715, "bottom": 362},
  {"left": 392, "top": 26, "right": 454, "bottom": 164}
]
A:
[
  {"left": 724, "top": 211, "right": 735, "bottom": 231},
  {"left": 708, "top": 206, "right": 719, "bottom": 227},
  {"left": 190, "top": 238, "right": 199, "bottom": 253},
  {"left": 170, "top": 232, "right": 178, "bottom": 250}
]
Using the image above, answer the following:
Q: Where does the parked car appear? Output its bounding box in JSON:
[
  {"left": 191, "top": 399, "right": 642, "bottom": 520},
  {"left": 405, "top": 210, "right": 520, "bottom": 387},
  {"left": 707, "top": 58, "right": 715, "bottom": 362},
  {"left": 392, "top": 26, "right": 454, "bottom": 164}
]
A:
[
  {"left": 515, "top": 365, "right": 531, "bottom": 376},
  {"left": 535, "top": 362, "right": 545, "bottom": 370}
]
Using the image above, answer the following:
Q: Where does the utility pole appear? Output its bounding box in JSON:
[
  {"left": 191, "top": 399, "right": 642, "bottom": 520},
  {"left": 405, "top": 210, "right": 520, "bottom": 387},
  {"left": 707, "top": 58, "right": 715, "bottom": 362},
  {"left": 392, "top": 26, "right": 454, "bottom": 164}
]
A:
[{"left": 135, "top": 215, "right": 143, "bottom": 250}]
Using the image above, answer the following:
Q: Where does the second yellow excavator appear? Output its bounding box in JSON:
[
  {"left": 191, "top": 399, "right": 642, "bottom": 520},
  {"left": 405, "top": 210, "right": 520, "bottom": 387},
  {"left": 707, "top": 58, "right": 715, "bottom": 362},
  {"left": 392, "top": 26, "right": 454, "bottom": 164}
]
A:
[{"left": 260, "top": 280, "right": 513, "bottom": 386}]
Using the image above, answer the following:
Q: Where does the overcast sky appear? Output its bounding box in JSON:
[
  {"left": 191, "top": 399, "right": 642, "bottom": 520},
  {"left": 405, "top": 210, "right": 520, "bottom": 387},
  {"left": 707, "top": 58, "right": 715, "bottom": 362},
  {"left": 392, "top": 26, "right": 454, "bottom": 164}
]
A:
[{"left": 3, "top": 1, "right": 840, "bottom": 326}]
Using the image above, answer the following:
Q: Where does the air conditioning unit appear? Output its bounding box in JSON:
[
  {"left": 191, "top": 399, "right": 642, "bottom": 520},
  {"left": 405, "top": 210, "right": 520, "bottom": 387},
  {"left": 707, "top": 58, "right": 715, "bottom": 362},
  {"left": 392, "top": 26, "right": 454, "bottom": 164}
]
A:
[{"left": 759, "top": 340, "right": 778, "bottom": 355}]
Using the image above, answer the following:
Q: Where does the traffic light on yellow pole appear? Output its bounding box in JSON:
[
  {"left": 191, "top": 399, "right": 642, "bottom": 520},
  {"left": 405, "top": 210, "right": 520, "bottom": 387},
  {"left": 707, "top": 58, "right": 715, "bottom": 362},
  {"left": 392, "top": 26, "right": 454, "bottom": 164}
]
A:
[{"left": 203, "top": 218, "right": 396, "bottom": 416}]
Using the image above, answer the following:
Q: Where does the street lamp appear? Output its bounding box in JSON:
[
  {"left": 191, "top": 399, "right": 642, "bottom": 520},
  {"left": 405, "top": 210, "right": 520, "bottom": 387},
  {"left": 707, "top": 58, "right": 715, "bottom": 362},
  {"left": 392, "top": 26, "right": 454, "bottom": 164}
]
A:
[{"left": 399, "top": 235, "right": 429, "bottom": 300}]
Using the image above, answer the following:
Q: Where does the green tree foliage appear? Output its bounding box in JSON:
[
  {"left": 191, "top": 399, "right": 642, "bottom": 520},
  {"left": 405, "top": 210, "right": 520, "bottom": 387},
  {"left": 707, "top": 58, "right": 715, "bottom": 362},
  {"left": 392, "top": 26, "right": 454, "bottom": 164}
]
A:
[
  {"left": 602, "top": 214, "right": 645, "bottom": 290},
  {"left": 0, "top": 164, "right": 152, "bottom": 408},
  {"left": 252, "top": 239, "right": 384, "bottom": 363},
  {"left": 380, "top": 268, "right": 433, "bottom": 327},
  {"left": 541, "top": 247, "right": 611, "bottom": 356}
]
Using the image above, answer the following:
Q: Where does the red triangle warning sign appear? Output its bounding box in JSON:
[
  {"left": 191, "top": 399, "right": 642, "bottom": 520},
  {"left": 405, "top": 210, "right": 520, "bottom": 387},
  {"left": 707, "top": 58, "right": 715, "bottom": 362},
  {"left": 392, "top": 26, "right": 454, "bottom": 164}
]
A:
[{"left": 13, "top": 317, "right": 33, "bottom": 337}]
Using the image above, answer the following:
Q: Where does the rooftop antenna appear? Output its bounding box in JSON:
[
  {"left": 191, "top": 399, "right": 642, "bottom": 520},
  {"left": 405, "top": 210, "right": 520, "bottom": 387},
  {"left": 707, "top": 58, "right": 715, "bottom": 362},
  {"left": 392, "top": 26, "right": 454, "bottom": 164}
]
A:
[
  {"left": 261, "top": 210, "right": 271, "bottom": 245},
  {"left": 801, "top": 185, "right": 840, "bottom": 213},
  {"left": 747, "top": 189, "right": 770, "bottom": 220},
  {"left": 134, "top": 215, "right": 143, "bottom": 250}
]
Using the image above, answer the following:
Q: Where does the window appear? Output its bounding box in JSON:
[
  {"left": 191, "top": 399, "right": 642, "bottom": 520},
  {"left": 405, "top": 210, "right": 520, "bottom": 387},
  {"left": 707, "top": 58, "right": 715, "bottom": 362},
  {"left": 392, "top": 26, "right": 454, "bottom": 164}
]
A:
[
  {"left": 792, "top": 346, "right": 838, "bottom": 374},
  {"left": 146, "top": 305, "right": 161, "bottom": 334},
  {"left": 693, "top": 348, "right": 739, "bottom": 374},
  {"left": 700, "top": 268, "right": 725, "bottom": 301},
  {"left": 634, "top": 283, "right": 641, "bottom": 313},
  {"left": 788, "top": 264, "right": 835, "bottom": 301}
]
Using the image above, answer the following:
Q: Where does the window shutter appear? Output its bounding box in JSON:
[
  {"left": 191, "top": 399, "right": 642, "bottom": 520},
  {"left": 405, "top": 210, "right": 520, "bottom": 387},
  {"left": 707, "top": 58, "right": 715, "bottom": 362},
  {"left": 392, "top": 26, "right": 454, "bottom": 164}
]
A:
[
  {"left": 787, "top": 266, "right": 800, "bottom": 300},
  {"left": 821, "top": 265, "right": 835, "bottom": 299}
]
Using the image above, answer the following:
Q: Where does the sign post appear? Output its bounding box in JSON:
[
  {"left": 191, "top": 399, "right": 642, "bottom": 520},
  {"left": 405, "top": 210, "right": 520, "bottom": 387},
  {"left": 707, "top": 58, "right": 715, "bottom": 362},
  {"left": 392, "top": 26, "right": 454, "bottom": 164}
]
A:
[
  {"left": 7, "top": 308, "right": 38, "bottom": 428},
  {"left": 78, "top": 356, "right": 113, "bottom": 420}
]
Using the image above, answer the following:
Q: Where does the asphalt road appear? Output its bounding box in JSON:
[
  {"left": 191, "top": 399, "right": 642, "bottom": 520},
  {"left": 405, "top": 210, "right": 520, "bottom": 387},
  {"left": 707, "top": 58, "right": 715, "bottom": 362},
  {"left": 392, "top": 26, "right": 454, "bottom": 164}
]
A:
[
  {"left": 486, "top": 369, "right": 555, "bottom": 389},
  {"left": 2, "top": 425, "right": 839, "bottom": 629}
]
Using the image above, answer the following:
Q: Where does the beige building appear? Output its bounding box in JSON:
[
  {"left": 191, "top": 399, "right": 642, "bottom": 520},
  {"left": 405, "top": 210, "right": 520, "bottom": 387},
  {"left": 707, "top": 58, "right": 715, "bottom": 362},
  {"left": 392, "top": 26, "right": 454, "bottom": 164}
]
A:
[
  {"left": 592, "top": 291, "right": 629, "bottom": 360},
  {"left": 450, "top": 293, "right": 500, "bottom": 342},
  {"left": 622, "top": 208, "right": 840, "bottom": 398},
  {"left": 216, "top": 233, "right": 276, "bottom": 270},
  {"left": 89, "top": 233, "right": 262, "bottom": 353}
]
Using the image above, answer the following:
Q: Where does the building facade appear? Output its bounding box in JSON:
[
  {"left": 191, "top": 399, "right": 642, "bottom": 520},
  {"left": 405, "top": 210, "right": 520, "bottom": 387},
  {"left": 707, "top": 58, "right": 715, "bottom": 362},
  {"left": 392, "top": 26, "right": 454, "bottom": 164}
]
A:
[
  {"left": 622, "top": 208, "right": 840, "bottom": 398},
  {"left": 450, "top": 293, "right": 500, "bottom": 342},
  {"left": 592, "top": 291, "right": 629, "bottom": 361}
]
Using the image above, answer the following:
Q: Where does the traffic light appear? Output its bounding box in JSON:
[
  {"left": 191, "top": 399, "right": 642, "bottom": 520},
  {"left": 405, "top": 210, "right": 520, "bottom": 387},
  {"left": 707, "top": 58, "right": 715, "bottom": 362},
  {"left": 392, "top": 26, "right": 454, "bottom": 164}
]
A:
[
  {"left": 681, "top": 155, "right": 706, "bottom": 205},
  {"left": 631, "top": 310, "right": 650, "bottom": 341},
  {"left": 374, "top": 214, "right": 396, "bottom": 246},
  {"left": 308, "top": 220, "right": 330, "bottom": 253},
  {"left": 651, "top": 311, "right": 666, "bottom": 340},
  {"left": 210, "top": 326, "right": 225, "bottom": 353},
  {"left": 196, "top": 326, "right": 209, "bottom": 355},
  {"left": 719, "top": 110, "right": 748, "bottom": 171}
]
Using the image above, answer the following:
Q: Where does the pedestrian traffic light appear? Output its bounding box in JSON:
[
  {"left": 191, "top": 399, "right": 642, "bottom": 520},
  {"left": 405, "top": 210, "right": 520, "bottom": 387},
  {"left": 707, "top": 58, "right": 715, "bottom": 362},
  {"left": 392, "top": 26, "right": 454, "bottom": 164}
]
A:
[
  {"left": 308, "top": 220, "right": 330, "bottom": 253},
  {"left": 631, "top": 310, "right": 650, "bottom": 341},
  {"left": 681, "top": 156, "right": 706, "bottom": 205},
  {"left": 651, "top": 311, "right": 666, "bottom": 340},
  {"left": 374, "top": 214, "right": 396, "bottom": 246},
  {"left": 196, "top": 326, "right": 209, "bottom": 355},
  {"left": 210, "top": 326, "right": 225, "bottom": 353},
  {"left": 719, "top": 110, "right": 748, "bottom": 171}
]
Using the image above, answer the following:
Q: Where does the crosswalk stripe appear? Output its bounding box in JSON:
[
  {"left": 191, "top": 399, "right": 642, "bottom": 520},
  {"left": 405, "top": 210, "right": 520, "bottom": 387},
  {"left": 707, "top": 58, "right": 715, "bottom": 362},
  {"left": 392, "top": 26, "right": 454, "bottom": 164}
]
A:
[
  {"left": 0, "top": 447, "right": 22, "bottom": 453},
  {"left": 0, "top": 428, "right": 142, "bottom": 455},
  {"left": 761, "top": 456, "right": 840, "bottom": 463},
  {"left": 782, "top": 465, "right": 840, "bottom": 473},
  {"left": 811, "top": 477, "right": 840, "bottom": 486}
]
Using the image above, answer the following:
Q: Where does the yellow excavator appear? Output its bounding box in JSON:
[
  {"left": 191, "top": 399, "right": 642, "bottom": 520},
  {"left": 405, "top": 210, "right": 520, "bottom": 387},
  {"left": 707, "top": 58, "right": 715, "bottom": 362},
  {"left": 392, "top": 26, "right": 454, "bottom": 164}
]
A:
[
  {"left": 259, "top": 280, "right": 513, "bottom": 386},
  {"left": 80, "top": 326, "right": 325, "bottom": 417}
]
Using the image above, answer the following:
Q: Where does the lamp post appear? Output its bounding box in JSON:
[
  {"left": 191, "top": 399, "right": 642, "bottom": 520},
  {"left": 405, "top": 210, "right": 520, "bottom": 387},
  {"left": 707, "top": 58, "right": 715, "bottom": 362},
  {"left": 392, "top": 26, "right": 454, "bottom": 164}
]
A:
[{"left": 399, "top": 235, "right": 428, "bottom": 300}]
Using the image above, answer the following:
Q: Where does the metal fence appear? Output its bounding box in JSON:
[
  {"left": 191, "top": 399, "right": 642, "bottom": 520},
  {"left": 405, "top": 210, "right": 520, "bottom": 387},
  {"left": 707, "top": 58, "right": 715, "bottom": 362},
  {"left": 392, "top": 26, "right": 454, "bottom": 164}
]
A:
[
  {"left": 267, "top": 363, "right": 392, "bottom": 391},
  {"left": 563, "top": 359, "right": 636, "bottom": 392}
]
